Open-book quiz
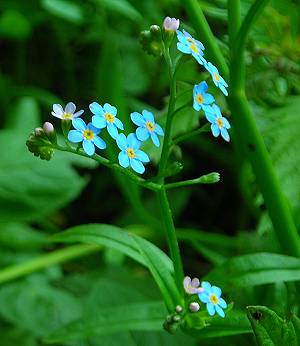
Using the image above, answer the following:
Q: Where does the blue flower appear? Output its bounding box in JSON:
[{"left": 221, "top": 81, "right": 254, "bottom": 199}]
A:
[
  {"left": 130, "top": 110, "right": 164, "bottom": 147},
  {"left": 205, "top": 104, "right": 231, "bottom": 142},
  {"left": 176, "top": 29, "right": 205, "bottom": 65},
  {"left": 68, "top": 118, "right": 106, "bottom": 156},
  {"left": 116, "top": 133, "right": 150, "bottom": 174},
  {"left": 51, "top": 102, "right": 84, "bottom": 120},
  {"left": 205, "top": 62, "right": 228, "bottom": 96},
  {"left": 193, "top": 81, "right": 215, "bottom": 112},
  {"left": 90, "top": 102, "right": 124, "bottom": 139},
  {"left": 198, "top": 281, "right": 227, "bottom": 318}
]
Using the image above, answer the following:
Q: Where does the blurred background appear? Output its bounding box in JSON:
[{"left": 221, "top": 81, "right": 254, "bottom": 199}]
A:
[{"left": 0, "top": 0, "right": 299, "bottom": 345}]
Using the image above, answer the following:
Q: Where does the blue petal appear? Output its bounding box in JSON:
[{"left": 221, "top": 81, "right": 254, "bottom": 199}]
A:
[
  {"left": 211, "top": 123, "right": 220, "bottom": 137},
  {"left": 103, "top": 103, "right": 117, "bottom": 115},
  {"left": 127, "top": 133, "right": 140, "bottom": 149},
  {"left": 201, "top": 281, "right": 212, "bottom": 293},
  {"left": 199, "top": 293, "right": 209, "bottom": 303},
  {"left": 198, "top": 81, "right": 208, "bottom": 93},
  {"left": 142, "top": 110, "right": 154, "bottom": 122},
  {"left": 116, "top": 133, "right": 127, "bottom": 151},
  {"left": 177, "top": 42, "right": 191, "bottom": 54},
  {"left": 107, "top": 123, "right": 118, "bottom": 139},
  {"left": 83, "top": 140, "right": 95, "bottom": 156},
  {"left": 136, "top": 127, "right": 149, "bottom": 141},
  {"left": 89, "top": 102, "right": 104, "bottom": 115},
  {"left": 114, "top": 117, "right": 124, "bottom": 130},
  {"left": 213, "top": 105, "right": 222, "bottom": 117},
  {"left": 193, "top": 101, "right": 201, "bottom": 112},
  {"left": 194, "top": 39, "right": 205, "bottom": 50},
  {"left": 154, "top": 124, "right": 164, "bottom": 136},
  {"left": 92, "top": 115, "right": 106, "bottom": 129},
  {"left": 135, "top": 150, "right": 150, "bottom": 163},
  {"left": 68, "top": 130, "right": 83, "bottom": 143},
  {"left": 130, "top": 158, "right": 145, "bottom": 174},
  {"left": 118, "top": 151, "right": 129, "bottom": 168},
  {"left": 204, "top": 93, "right": 215, "bottom": 104},
  {"left": 151, "top": 132, "right": 160, "bottom": 147},
  {"left": 72, "top": 118, "right": 86, "bottom": 131},
  {"left": 131, "top": 112, "right": 145, "bottom": 126},
  {"left": 219, "top": 84, "right": 228, "bottom": 96},
  {"left": 93, "top": 136, "right": 106, "bottom": 149},
  {"left": 205, "top": 109, "right": 217, "bottom": 123},
  {"left": 221, "top": 128, "right": 230, "bottom": 142},
  {"left": 87, "top": 123, "right": 100, "bottom": 135},
  {"left": 222, "top": 117, "right": 231, "bottom": 129},
  {"left": 193, "top": 53, "right": 205, "bottom": 65},
  {"left": 177, "top": 34, "right": 189, "bottom": 45},
  {"left": 218, "top": 298, "right": 227, "bottom": 309},
  {"left": 182, "top": 29, "right": 192, "bottom": 38},
  {"left": 207, "top": 303, "right": 216, "bottom": 316},
  {"left": 212, "top": 286, "right": 222, "bottom": 297},
  {"left": 215, "top": 305, "right": 225, "bottom": 318}
]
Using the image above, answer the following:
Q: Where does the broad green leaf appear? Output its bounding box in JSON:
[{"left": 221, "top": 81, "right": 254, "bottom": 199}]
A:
[
  {"left": 247, "top": 306, "right": 298, "bottom": 345},
  {"left": 41, "top": 0, "right": 84, "bottom": 24},
  {"left": 102, "top": 0, "right": 142, "bottom": 22},
  {"left": 291, "top": 315, "right": 300, "bottom": 344},
  {"left": 0, "top": 10, "right": 32, "bottom": 40},
  {"left": 52, "top": 224, "right": 180, "bottom": 311},
  {"left": 44, "top": 301, "right": 165, "bottom": 343},
  {"left": 205, "top": 253, "right": 300, "bottom": 289}
]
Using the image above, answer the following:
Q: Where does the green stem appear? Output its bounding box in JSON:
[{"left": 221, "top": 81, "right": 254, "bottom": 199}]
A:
[
  {"left": 0, "top": 244, "right": 100, "bottom": 284},
  {"left": 157, "top": 187, "right": 184, "bottom": 292},
  {"left": 173, "top": 123, "right": 210, "bottom": 145},
  {"left": 228, "top": 1, "right": 300, "bottom": 257},
  {"left": 165, "top": 172, "right": 220, "bottom": 190},
  {"left": 182, "top": 0, "right": 229, "bottom": 79}
]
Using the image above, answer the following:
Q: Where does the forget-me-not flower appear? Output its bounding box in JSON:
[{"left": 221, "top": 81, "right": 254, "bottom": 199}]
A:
[
  {"left": 205, "top": 104, "right": 231, "bottom": 142},
  {"left": 193, "top": 81, "right": 215, "bottom": 112},
  {"left": 163, "top": 17, "right": 180, "bottom": 31},
  {"left": 198, "top": 281, "right": 227, "bottom": 318},
  {"left": 183, "top": 276, "right": 204, "bottom": 295},
  {"left": 176, "top": 29, "right": 205, "bottom": 65},
  {"left": 90, "top": 102, "right": 124, "bottom": 139},
  {"left": 68, "top": 118, "right": 106, "bottom": 156},
  {"left": 130, "top": 110, "right": 164, "bottom": 147},
  {"left": 116, "top": 133, "right": 150, "bottom": 174},
  {"left": 51, "top": 102, "right": 84, "bottom": 120},
  {"left": 205, "top": 62, "right": 228, "bottom": 96}
]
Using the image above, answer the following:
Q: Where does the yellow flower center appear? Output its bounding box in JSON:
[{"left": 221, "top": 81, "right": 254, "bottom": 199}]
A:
[
  {"left": 146, "top": 121, "right": 155, "bottom": 132},
  {"left": 83, "top": 129, "right": 95, "bottom": 140},
  {"left": 213, "top": 73, "right": 220, "bottom": 82},
  {"left": 216, "top": 118, "right": 224, "bottom": 128},
  {"left": 127, "top": 148, "right": 136, "bottom": 159},
  {"left": 190, "top": 43, "right": 198, "bottom": 53},
  {"left": 196, "top": 94, "right": 204, "bottom": 104},
  {"left": 62, "top": 112, "right": 73, "bottom": 119},
  {"left": 209, "top": 294, "right": 219, "bottom": 305},
  {"left": 104, "top": 112, "right": 115, "bottom": 123}
]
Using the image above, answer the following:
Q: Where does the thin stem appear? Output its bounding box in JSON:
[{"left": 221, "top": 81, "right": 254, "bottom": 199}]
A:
[
  {"left": 173, "top": 123, "right": 210, "bottom": 145},
  {"left": 182, "top": 0, "right": 229, "bottom": 79},
  {"left": 228, "top": 0, "right": 241, "bottom": 48},
  {"left": 157, "top": 187, "right": 184, "bottom": 292},
  {"left": 165, "top": 172, "right": 220, "bottom": 190},
  {"left": 0, "top": 244, "right": 100, "bottom": 284}
]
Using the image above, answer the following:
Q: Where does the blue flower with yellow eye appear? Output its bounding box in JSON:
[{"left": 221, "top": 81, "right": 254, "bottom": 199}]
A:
[
  {"left": 68, "top": 118, "right": 106, "bottom": 156},
  {"left": 205, "top": 104, "right": 231, "bottom": 142},
  {"left": 130, "top": 110, "right": 164, "bottom": 147},
  {"left": 198, "top": 281, "right": 227, "bottom": 318},
  {"left": 205, "top": 62, "right": 228, "bottom": 96},
  {"left": 90, "top": 102, "right": 124, "bottom": 139},
  {"left": 193, "top": 81, "right": 215, "bottom": 112},
  {"left": 116, "top": 133, "right": 150, "bottom": 174},
  {"left": 176, "top": 29, "right": 205, "bottom": 65}
]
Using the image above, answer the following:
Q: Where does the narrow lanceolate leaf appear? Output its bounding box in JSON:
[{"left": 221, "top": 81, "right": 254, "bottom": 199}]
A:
[
  {"left": 205, "top": 253, "right": 300, "bottom": 289},
  {"left": 247, "top": 306, "right": 299, "bottom": 346},
  {"left": 44, "top": 301, "right": 165, "bottom": 343},
  {"left": 52, "top": 224, "right": 180, "bottom": 311}
]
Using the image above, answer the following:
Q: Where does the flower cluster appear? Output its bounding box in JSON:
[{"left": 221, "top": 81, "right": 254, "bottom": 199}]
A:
[
  {"left": 176, "top": 28, "right": 231, "bottom": 142},
  {"left": 49, "top": 102, "right": 164, "bottom": 174},
  {"left": 183, "top": 276, "right": 227, "bottom": 318}
]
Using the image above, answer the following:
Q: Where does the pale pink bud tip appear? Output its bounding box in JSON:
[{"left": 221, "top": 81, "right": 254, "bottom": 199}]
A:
[
  {"left": 175, "top": 305, "right": 183, "bottom": 313},
  {"left": 34, "top": 127, "right": 43, "bottom": 136},
  {"left": 43, "top": 122, "right": 54, "bottom": 134},
  {"left": 163, "top": 17, "right": 180, "bottom": 31},
  {"left": 189, "top": 302, "right": 200, "bottom": 312}
]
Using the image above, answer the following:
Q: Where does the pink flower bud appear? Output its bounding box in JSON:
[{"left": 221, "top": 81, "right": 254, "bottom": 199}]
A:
[
  {"left": 175, "top": 305, "right": 183, "bottom": 313},
  {"left": 189, "top": 302, "right": 200, "bottom": 312},
  {"left": 34, "top": 127, "right": 43, "bottom": 136},
  {"left": 163, "top": 17, "right": 180, "bottom": 31},
  {"left": 43, "top": 122, "right": 54, "bottom": 134}
]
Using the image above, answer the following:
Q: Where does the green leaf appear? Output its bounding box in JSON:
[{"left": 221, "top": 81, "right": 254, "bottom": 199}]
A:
[
  {"left": 102, "top": 0, "right": 142, "bottom": 22},
  {"left": 247, "top": 306, "right": 298, "bottom": 346},
  {"left": 205, "top": 253, "right": 300, "bottom": 289},
  {"left": 41, "top": 0, "right": 84, "bottom": 24},
  {"left": 44, "top": 301, "right": 165, "bottom": 343},
  {"left": 51, "top": 224, "right": 181, "bottom": 311},
  {"left": 0, "top": 10, "right": 32, "bottom": 40}
]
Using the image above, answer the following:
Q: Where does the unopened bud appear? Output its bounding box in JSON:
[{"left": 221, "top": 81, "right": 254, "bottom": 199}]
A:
[
  {"left": 198, "top": 172, "right": 220, "bottom": 184},
  {"left": 172, "top": 315, "right": 181, "bottom": 322},
  {"left": 140, "top": 25, "right": 162, "bottom": 57},
  {"left": 34, "top": 127, "right": 43, "bottom": 136},
  {"left": 175, "top": 305, "right": 183, "bottom": 313},
  {"left": 163, "top": 17, "right": 180, "bottom": 32},
  {"left": 43, "top": 122, "right": 54, "bottom": 134},
  {"left": 189, "top": 302, "right": 200, "bottom": 312}
]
